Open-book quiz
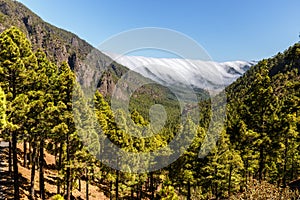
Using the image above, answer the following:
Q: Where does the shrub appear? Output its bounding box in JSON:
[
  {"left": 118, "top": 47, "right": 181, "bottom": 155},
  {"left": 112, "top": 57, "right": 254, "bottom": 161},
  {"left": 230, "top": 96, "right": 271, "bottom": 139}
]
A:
[
  {"left": 50, "top": 194, "right": 64, "bottom": 200},
  {"left": 231, "top": 179, "right": 300, "bottom": 200}
]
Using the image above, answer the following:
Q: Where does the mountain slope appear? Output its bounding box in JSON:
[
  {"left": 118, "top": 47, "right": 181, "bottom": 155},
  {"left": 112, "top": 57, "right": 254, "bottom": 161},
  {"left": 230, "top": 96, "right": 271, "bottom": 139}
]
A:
[
  {"left": 226, "top": 43, "right": 300, "bottom": 102},
  {"left": 0, "top": 0, "right": 128, "bottom": 97},
  {"left": 225, "top": 43, "right": 300, "bottom": 189}
]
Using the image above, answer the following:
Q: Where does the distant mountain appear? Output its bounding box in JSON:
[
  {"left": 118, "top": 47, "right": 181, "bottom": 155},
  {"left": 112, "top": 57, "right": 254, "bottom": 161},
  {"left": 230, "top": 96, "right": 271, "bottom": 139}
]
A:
[{"left": 105, "top": 53, "right": 256, "bottom": 90}]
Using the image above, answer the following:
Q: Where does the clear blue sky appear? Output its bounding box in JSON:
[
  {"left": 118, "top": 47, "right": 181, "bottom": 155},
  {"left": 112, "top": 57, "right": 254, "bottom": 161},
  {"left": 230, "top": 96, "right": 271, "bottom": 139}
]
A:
[{"left": 17, "top": 0, "right": 300, "bottom": 62}]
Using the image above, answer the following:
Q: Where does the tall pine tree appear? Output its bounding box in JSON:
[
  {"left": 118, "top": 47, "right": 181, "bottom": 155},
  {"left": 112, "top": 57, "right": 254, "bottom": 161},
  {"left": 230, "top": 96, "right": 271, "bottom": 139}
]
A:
[{"left": 0, "top": 26, "right": 37, "bottom": 200}]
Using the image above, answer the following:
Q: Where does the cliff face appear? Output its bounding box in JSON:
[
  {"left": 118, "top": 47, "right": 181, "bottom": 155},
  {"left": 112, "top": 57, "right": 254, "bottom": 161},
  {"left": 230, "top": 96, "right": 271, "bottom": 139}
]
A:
[{"left": 0, "top": 0, "right": 126, "bottom": 97}]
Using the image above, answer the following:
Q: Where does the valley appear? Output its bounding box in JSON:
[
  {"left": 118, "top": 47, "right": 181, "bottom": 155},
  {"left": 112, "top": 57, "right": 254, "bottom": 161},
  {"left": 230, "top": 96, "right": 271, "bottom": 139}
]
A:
[{"left": 0, "top": 0, "right": 300, "bottom": 200}]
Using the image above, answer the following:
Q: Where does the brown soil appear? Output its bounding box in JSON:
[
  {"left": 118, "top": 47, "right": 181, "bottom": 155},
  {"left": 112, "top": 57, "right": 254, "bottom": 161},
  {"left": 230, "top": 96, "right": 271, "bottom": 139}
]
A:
[{"left": 0, "top": 141, "right": 109, "bottom": 200}]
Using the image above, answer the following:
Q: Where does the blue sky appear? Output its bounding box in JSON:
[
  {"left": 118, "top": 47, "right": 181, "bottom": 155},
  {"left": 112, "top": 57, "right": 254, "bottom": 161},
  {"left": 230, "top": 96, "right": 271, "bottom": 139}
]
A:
[{"left": 17, "top": 0, "right": 300, "bottom": 62}]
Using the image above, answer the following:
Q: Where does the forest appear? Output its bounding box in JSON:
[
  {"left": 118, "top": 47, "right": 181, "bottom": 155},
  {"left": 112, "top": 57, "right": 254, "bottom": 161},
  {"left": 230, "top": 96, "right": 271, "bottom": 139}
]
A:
[{"left": 0, "top": 25, "right": 300, "bottom": 200}]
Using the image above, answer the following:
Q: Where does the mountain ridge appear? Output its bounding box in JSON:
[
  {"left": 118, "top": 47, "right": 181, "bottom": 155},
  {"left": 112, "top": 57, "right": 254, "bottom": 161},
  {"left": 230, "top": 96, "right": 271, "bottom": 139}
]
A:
[{"left": 0, "top": 0, "right": 129, "bottom": 97}]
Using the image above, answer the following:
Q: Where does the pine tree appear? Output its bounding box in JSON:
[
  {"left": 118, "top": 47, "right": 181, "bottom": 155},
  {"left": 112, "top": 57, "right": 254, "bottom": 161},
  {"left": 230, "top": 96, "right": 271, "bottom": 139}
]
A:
[
  {"left": 0, "top": 26, "right": 37, "bottom": 200},
  {"left": 34, "top": 50, "right": 58, "bottom": 200},
  {"left": 202, "top": 128, "right": 243, "bottom": 199},
  {"left": 56, "top": 62, "right": 76, "bottom": 200},
  {"left": 157, "top": 178, "right": 179, "bottom": 200},
  {"left": 273, "top": 70, "right": 300, "bottom": 186},
  {"left": 242, "top": 60, "right": 278, "bottom": 181}
]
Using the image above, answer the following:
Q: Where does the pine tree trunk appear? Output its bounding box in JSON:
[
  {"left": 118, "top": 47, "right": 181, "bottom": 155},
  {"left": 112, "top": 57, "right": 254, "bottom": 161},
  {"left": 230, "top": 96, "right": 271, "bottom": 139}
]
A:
[
  {"left": 23, "top": 141, "right": 27, "bottom": 168},
  {"left": 214, "top": 166, "right": 218, "bottom": 198},
  {"left": 54, "top": 143, "right": 57, "bottom": 167},
  {"left": 12, "top": 131, "right": 20, "bottom": 200},
  {"left": 187, "top": 181, "right": 191, "bottom": 200},
  {"left": 57, "top": 143, "right": 63, "bottom": 194},
  {"left": 109, "top": 181, "right": 113, "bottom": 200},
  {"left": 86, "top": 168, "right": 89, "bottom": 200},
  {"left": 28, "top": 143, "right": 32, "bottom": 167},
  {"left": 39, "top": 140, "right": 45, "bottom": 200},
  {"left": 29, "top": 142, "right": 37, "bottom": 200},
  {"left": 228, "top": 164, "right": 233, "bottom": 198},
  {"left": 150, "top": 172, "right": 154, "bottom": 200},
  {"left": 66, "top": 132, "right": 71, "bottom": 200},
  {"left": 245, "top": 159, "right": 248, "bottom": 186},
  {"left": 179, "top": 185, "right": 181, "bottom": 194},
  {"left": 116, "top": 169, "right": 119, "bottom": 200},
  {"left": 259, "top": 146, "right": 264, "bottom": 181},
  {"left": 291, "top": 153, "right": 295, "bottom": 181},
  {"left": 138, "top": 184, "right": 141, "bottom": 200},
  {"left": 65, "top": 75, "right": 73, "bottom": 200},
  {"left": 136, "top": 185, "right": 139, "bottom": 199},
  {"left": 78, "top": 179, "right": 81, "bottom": 191},
  {"left": 8, "top": 139, "right": 12, "bottom": 174},
  {"left": 131, "top": 187, "right": 134, "bottom": 199},
  {"left": 139, "top": 182, "right": 142, "bottom": 200},
  {"left": 70, "top": 178, "right": 73, "bottom": 198},
  {"left": 283, "top": 137, "right": 288, "bottom": 187}
]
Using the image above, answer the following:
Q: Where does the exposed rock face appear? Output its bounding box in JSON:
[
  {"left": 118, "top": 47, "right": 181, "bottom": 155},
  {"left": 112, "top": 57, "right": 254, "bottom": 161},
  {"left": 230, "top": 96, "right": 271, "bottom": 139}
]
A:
[{"left": 98, "top": 73, "right": 116, "bottom": 97}]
